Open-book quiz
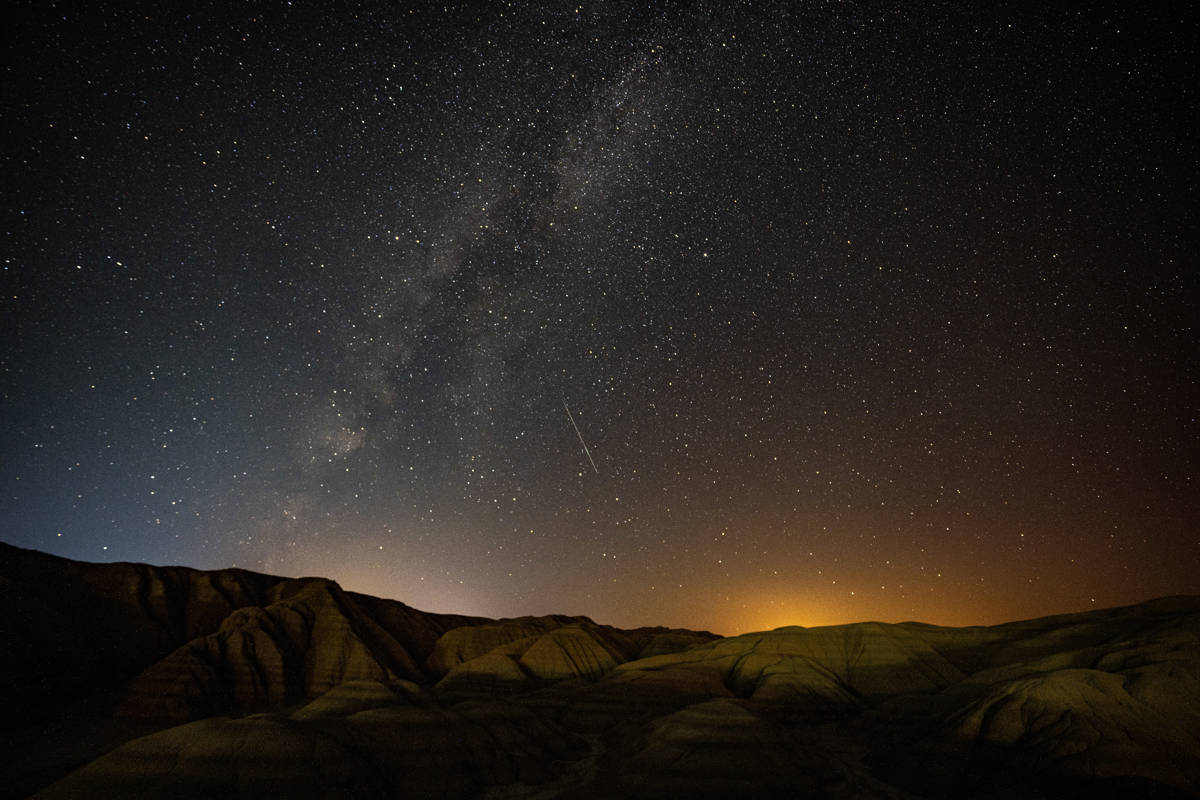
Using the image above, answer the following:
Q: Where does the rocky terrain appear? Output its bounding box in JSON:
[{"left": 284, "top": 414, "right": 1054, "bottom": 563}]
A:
[{"left": 2, "top": 541, "right": 1197, "bottom": 798}]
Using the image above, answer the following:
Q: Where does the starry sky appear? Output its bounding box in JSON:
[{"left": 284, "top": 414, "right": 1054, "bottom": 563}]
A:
[{"left": 2, "top": 2, "right": 1196, "bottom": 634}]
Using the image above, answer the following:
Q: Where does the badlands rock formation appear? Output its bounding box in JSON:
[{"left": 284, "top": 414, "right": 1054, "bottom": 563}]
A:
[{"left": 2, "top": 542, "right": 1197, "bottom": 799}]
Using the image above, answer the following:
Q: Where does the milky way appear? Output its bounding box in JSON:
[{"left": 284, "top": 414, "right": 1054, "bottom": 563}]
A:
[{"left": 2, "top": 3, "right": 1195, "bottom": 633}]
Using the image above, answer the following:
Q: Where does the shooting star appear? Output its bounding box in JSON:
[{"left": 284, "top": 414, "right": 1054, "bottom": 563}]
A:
[{"left": 563, "top": 400, "right": 599, "bottom": 474}]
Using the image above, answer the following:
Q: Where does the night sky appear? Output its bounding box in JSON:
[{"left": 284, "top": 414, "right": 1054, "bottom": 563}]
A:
[{"left": 2, "top": 2, "right": 1196, "bottom": 634}]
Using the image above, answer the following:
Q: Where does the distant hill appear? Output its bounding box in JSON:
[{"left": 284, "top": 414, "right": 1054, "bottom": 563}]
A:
[{"left": 2, "top": 541, "right": 1197, "bottom": 799}]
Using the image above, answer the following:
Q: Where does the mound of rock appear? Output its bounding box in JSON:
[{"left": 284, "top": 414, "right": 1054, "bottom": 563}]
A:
[
  {"left": 609, "top": 621, "right": 965, "bottom": 707},
  {"left": 114, "top": 578, "right": 430, "bottom": 722}
]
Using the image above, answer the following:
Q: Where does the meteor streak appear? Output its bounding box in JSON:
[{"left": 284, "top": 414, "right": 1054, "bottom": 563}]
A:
[{"left": 563, "top": 400, "right": 599, "bottom": 474}]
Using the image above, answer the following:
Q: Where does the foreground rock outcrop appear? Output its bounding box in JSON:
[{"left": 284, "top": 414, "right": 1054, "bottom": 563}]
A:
[
  {"left": 35, "top": 680, "right": 587, "bottom": 800},
  {"left": 2, "top": 542, "right": 1197, "bottom": 799}
]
